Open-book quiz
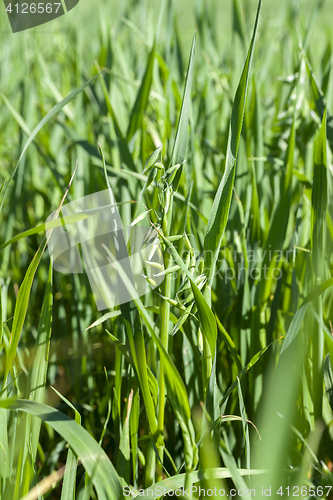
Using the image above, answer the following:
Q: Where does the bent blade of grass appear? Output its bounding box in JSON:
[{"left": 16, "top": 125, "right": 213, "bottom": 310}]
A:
[
  {"left": 196, "top": 415, "right": 260, "bottom": 454},
  {"left": 132, "top": 467, "right": 267, "bottom": 500},
  {"left": 85, "top": 311, "right": 121, "bottom": 331},
  {"left": 0, "top": 200, "right": 133, "bottom": 253},
  {"left": 203, "top": 0, "right": 261, "bottom": 285},
  {"left": 0, "top": 400, "right": 124, "bottom": 500}
]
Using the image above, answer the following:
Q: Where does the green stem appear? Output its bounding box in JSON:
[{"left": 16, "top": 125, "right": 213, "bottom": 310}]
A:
[
  {"left": 202, "top": 284, "right": 212, "bottom": 401},
  {"left": 126, "top": 321, "right": 158, "bottom": 439},
  {"left": 157, "top": 196, "right": 174, "bottom": 463}
]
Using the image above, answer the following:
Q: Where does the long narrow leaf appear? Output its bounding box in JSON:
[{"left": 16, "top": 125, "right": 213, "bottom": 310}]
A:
[{"left": 203, "top": 0, "right": 261, "bottom": 284}]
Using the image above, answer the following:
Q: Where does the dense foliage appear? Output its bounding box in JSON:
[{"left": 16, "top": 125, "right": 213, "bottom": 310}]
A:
[{"left": 1, "top": 0, "right": 333, "bottom": 498}]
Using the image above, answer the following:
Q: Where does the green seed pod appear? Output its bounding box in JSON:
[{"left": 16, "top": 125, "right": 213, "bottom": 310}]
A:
[
  {"left": 143, "top": 144, "right": 163, "bottom": 175},
  {"left": 166, "top": 234, "right": 183, "bottom": 242},
  {"left": 165, "top": 160, "right": 186, "bottom": 184},
  {"left": 198, "top": 257, "right": 204, "bottom": 274},
  {"left": 146, "top": 167, "right": 157, "bottom": 189},
  {"left": 198, "top": 328, "right": 203, "bottom": 353},
  {"left": 154, "top": 161, "right": 165, "bottom": 171},
  {"left": 145, "top": 260, "right": 164, "bottom": 271},
  {"left": 131, "top": 210, "right": 151, "bottom": 227},
  {"left": 184, "top": 233, "right": 192, "bottom": 251},
  {"left": 154, "top": 265, "right": 180, "bottom": 277},
  {"left": 156, "top": 293, "right": 186, "bottom": 311},
  {"left": 141, "top": 274, "right": 157, "bottom": 287}
]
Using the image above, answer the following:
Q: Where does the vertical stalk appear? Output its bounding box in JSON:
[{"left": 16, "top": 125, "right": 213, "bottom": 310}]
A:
[
  {"left": 202, "top": 337, "right": 212, "bottom": 402},
  {"left": 202, "top": 285, "right": 212, "bottom": 402},
  {"left": 126, "top": 320, "right": 158, "bottom": 440},
  {"left": 157, "top": 194, "right": 174, "bottom": 464}
]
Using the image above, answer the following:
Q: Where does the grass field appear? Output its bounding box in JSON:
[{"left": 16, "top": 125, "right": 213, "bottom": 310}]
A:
[{"left": 1, "top": 0, "right": 333, "bottom": 499}]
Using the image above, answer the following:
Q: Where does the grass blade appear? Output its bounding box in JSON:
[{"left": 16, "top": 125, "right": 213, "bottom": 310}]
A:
[
  {"left": 203, "top": 0, "right": 261, "bottom": 284},
  {"left": 170, "top": 33, "right": 196, "bottom": 185},
  {"left": 3, "top": 166, "right": 77, "bottom": 385},
  {"left": 127, "top": 46, "right": 155, "bottom": 142},
  {"left": 0, "top": 400, "right": 124, "bottom": 500}
]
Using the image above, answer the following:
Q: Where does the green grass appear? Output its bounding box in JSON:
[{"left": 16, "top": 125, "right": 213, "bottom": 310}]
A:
[{"left": 1, "top": 0, "right": 333, "bottom": 498}]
